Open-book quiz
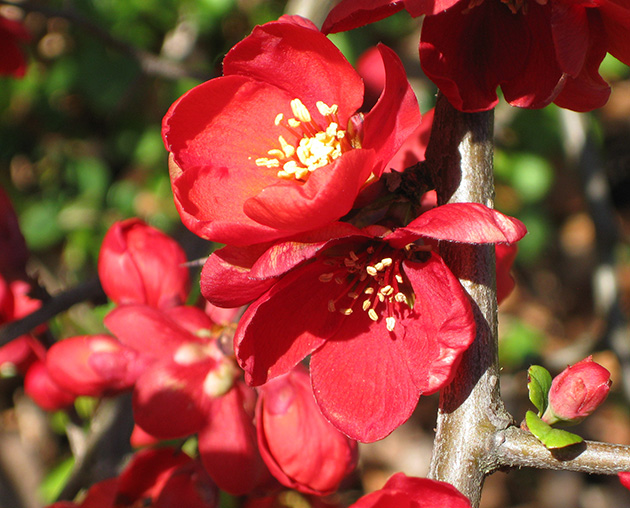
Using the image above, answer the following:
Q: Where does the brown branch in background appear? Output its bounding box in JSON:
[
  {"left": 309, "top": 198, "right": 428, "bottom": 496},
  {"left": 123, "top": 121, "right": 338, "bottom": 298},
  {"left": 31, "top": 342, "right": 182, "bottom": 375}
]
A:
[
  {"left": 0, "top": 276, "right": 106, "bottom": 347},
  {"left": 0, "top": 0, "right": 211, "bottom": 81}
]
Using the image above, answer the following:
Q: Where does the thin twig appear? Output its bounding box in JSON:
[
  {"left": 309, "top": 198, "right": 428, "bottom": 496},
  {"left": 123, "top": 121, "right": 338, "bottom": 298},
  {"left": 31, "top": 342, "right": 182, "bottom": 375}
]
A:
[
  {"left": 495, "top": 426, "right": 630, "bottom": 474},
  {"left": 0, "top": 276, "right": 106, "bottom": 346},
  {"left": 0, "top": 0, "right": 211, "bottom": 81}
]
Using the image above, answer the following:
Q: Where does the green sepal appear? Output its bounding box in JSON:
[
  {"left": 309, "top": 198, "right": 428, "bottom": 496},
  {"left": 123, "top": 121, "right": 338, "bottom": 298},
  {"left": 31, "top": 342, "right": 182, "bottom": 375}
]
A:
[
  {"left": 525, "top": 411, "right": 584, "bottom": 449},
  {"left": 527, "top": 365, "right": 552, "bottom": 415}
]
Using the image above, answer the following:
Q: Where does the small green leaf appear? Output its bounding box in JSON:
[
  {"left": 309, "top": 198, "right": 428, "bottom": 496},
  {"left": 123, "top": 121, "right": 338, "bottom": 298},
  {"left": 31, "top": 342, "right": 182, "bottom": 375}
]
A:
[
  {"left": 525, "top": 411, "right": 584, "bottom": 449},
  {"left": 527, "top": 365, "right": 552, "bottom": 415}
]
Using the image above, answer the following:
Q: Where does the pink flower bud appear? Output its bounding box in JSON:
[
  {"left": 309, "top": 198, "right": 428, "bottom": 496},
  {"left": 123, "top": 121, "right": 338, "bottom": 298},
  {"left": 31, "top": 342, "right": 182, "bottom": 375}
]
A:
[
  {"left": 543, "top": 356, "right": 611, "bottom": 425},
  {"left": 256, "top": 365, "right": 358, "bottom": 496},
  {"left": 98, "top": 219, "right": 190, "bottom": 309}
]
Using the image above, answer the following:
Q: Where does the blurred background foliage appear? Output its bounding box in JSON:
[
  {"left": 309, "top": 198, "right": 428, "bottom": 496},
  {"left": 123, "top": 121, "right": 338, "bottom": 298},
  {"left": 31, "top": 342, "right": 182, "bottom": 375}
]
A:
[{"left": 2, "top": 1, "right": 630, "bottom": 507}]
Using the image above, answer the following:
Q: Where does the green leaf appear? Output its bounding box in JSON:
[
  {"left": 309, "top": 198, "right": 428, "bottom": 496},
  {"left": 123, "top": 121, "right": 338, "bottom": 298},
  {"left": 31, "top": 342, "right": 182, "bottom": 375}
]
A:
[
  {"left": 527, "top": 365, "right": 552, "bottom": 415},
  {"left": 525, "top": 411, "right": 584, "bottom": 449},
  {"left": 39, "top": 456, "right": 75, "bottom": 504}
]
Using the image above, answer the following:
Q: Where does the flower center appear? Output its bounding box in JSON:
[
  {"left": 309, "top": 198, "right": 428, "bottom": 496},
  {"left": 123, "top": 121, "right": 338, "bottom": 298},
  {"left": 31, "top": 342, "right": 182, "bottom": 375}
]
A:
[
  {"left": 255, "top": 98, "right": 362, "bottom": 182},
  {"left": 318, "top": 244, "right": 414, "bottom": 332}
]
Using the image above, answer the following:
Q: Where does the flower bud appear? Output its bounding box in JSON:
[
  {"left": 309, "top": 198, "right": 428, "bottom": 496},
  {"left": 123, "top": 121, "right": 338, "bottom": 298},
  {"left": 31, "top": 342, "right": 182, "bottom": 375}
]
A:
[
  {"left": 24, "top": 361, "right": 76, "bottom": 411},
  {"left": 98, "top": 219, "right": 190, "bottom": 309},
  {"left": 256, "top": 365, "right": 358, "bottom": 495},
  {"left": 542, "top": 356, "right": 611, "bottom": 426}
]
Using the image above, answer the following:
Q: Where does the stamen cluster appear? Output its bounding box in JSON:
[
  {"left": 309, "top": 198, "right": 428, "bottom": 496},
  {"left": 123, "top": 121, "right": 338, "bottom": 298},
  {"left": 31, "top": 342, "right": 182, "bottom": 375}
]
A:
[
  {"left": 256, "top": 98, "right": 361, "bottom": 182},
  {"left": 318, "top": 245, "right": 412, "bottom": 332}
]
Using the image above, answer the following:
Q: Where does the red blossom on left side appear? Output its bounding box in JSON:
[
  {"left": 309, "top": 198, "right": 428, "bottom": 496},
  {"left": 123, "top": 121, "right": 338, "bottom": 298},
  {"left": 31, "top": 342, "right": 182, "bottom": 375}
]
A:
[
  {"left": 98, "top": 219, "right": 190, "bottom": 309},
  {"left": 349, "top": 473, "right": 471, "bottom": 508},
  {"left": 163, "top": 15, "right": 420, "bottom": 247},
  {"left": 0, "top": 16, "right": 29, "bottom": 78}
]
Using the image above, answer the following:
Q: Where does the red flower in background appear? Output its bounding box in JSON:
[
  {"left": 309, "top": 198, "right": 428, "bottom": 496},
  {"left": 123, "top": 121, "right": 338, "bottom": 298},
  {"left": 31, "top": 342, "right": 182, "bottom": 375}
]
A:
[
  {"left": 98, "top": 219, "right": 190, "bottom": 309},
  {"left": 202, "top": 203, "right": 526, "bottom": 442},
  {"left": 163, "top": 15, "right": 420, "bottom": 246},
  {"left": 47, "top": 447, "right": 218, "bottom": 508},
  {"left": 256, "top": 365, "right": 357, "bottom": 495},
  {"left": 323, "top": 0, "right": 630, "bottom": 112},
  {"left": 0, "top": 16, "right": 29, "bottom": 78},
  {"left": 349, "top": 473, "right": 471, "bottom": 508}
]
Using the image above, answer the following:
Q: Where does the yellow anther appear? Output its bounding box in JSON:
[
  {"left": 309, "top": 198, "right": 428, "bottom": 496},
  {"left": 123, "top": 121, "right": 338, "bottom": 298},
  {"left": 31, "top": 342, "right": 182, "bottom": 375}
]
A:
[
  {"left": 288, "top": 118, "right": 301, "bottom": 128},
  {"left": 381, "top": 258, "right": 393, "bottom": 267},
  {"left": 339, "top": 308, "right": 353, "bottom": 316},
  {"left": 290, "top": 98, "right": 312, "bottom": 123},
  {"left": 267, "top": 149, "right": 285, "bottom": 159},
  {"left": 328, "top": 300, "right": 336, "bottom": 312},
  {"left": 316, "top": 101, "right": 338, "bottom": 117},
  {"left": 395, "top": 274, "right": 404, "bottom": 284},
  {"left": 377, "top": 293, "right": 385, "bottom": 302},
  {"left": 277, "top": 170, "right": 291, "bottom": 179},
  {"left": 380, "top": 285, "right": 394, "bottom": 296},
  {"left": 368, "top": 309, "right": 379, "bottom": 322},
  {"left": 278, "top": 136, "right": 295, "bottom": 158},
  {"left": 362, "top": 299, "right": 371, "bottom": 311},
  {"left": 366, "top": 266, "right": 378, "bottom": 276},
  {"left": 283, "top": 160, "right": 300, "bottom": 174},
  {"left": 374, "top": 262, "right": 384, "bottom": 271},
  {"left": 274, "top": 113, "right": 284, "bottom": 126},
  {"left": 386, "top": 317, "right": 396, "bottom": 332},
  {"left": 256, "top": 157, "right": 280, "bottom": 168},
  {"left": 295, "top": 168, "right": 310, "bottom": 180},
  {"left": 349, "top": 251, "right": 359, "bottom": 261},
  {"left": 347, "top": 291, "right": 359, "bottom": 299},
  {"left": 364, "top": 287, "right": 375, "bottom": 295}
]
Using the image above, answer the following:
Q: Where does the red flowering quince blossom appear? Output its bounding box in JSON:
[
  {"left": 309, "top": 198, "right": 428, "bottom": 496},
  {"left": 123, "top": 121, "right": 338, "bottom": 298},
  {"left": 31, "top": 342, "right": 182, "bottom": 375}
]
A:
[
  {"left": 103, "top": 304, "right": 273, "bottom": 496},
  {"left": 202, "top": 203, "right": 526, "bottom": 442},
  {"left": 98, "top": 218, "right": 190, "bottom": 309},
  {"left": 256, "top": 365, "right": 358, "bottom": 495},
  {"left": 163, "top": 15, "right": 420, "bottom": 246},
  {"left": 349, "top": 473, "right": 472, "bottom": 508},
  {"left": 323, "top": 0, "right": 630, "bottom": 112}
]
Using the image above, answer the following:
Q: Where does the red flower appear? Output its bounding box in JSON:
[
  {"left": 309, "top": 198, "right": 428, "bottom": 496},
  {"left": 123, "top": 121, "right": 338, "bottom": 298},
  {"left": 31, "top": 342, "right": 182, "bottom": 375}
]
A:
[
  {"left": 0, "top": 16, "right": 29, "bottom": 78},
  {"left": 348, "top": 473, "right": 471, "bottom": 508},
  {"left": 542, "top": 356, "right": 612, "bottom": 425},
  {"left": 256, "top": 365, "right": 358, "bottom": 495},
  {"left": 202, "top": 203, "right": 526, "bottom": 442},
  {"left": 163, "top": 15, "right": 420, "bottom": 246},
  {"left": 103, "top": 304, "right": 273, "bottom": 496},
  {"left": 46, "top": 447, "right": 219, "bottom": 508},
  {"left": 98, "top": 219, "right": 190, "bottom": 309},
  {"left": 619, "top": 472, "right": 630, "bottom": 490},
  {"left": 323, "top": 0, "right": 630, "bottom": 112}
]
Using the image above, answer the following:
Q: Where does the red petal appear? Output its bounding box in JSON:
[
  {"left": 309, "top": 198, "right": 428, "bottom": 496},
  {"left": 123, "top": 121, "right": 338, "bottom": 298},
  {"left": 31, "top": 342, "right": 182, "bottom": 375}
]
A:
[
  {"left": 322, "top": 0, "right": 405, "bottom": 34},
  {"left": 201, "top": 244, "right": 279, "bottom": 308},
  {"left": 388, "top": 203, "right": 527, "bottom": 247},
  {"left": 550, "top": 2, "right": 588, "bottom": 77},
  {"left": 198, "top": 383, "right": 273, "bottom": 496},
  {"left": 235, "top": 260, "right": 344, "bottom": 386},
  {"left": 105, "top": 305, "right": 198, "bottom": 360},
  {"left": 223, "top": 17, "right": 363, "bottom": 118},
  {"left": 362, "top": 44, "right": 421, "bottom": 177},
  {"left": 599, "top": 0, "right": 630, "bottom": 65},
  {"left": 403, "top": 255, "right": 475, "bottom": 393},
  {"left": 243, "top": 149, "right": 375, "bottom": 232},
  {"left": 132, "top": 359, "right": 211, "bottom": 439},
  {"left": 310, "top": 311, "right": 422, "bottom": 442},
  {"left": 553, "top": 10, "right": 610, "bottom": 112}
]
